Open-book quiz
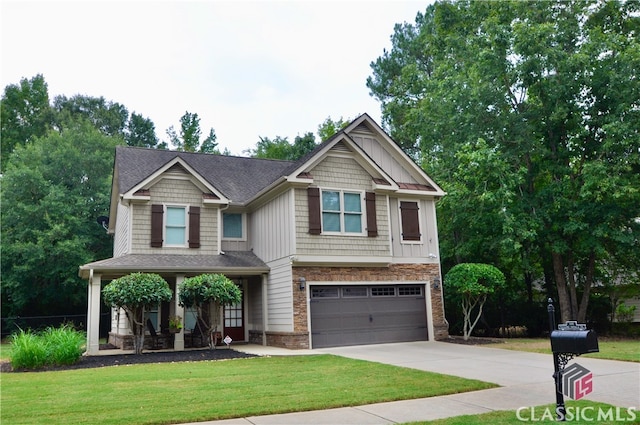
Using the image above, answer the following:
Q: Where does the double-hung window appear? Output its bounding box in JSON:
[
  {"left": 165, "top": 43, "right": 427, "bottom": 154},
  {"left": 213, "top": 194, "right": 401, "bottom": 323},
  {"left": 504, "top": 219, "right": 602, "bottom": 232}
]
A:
[
  {"left": 223, "top": 213, "right": 244, "bottom": 239},
  {"left": 321, "top": 190, "right": 363, "bottom": 234},
  {"left": 165, "top": 206, "right": 187, "bottom": 246}
]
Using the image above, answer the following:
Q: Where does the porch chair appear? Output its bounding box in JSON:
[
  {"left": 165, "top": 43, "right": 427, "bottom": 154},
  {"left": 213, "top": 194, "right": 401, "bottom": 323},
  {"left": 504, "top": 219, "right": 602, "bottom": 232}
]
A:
[{"left": 146, "top": 319, "right": 168, "bottom": 350}]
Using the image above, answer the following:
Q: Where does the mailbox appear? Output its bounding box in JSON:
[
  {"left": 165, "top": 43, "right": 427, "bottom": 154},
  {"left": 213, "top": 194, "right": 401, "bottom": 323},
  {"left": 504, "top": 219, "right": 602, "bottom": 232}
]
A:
[{"left": 550, "top": 321, "right": 599, "bottom": 355}]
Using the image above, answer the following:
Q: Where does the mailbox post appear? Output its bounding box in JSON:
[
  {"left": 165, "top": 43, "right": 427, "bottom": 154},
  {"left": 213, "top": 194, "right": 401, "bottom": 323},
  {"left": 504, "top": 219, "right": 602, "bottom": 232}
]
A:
[{"left": 547, "top": 298, "right": 599, "bottom": 421}]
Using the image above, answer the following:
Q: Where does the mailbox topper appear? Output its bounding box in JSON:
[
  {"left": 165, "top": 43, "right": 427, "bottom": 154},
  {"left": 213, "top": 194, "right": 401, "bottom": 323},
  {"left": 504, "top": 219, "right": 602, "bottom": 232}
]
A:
[{"left": 550, "top": 320, "right": 599, "bottom": 355}]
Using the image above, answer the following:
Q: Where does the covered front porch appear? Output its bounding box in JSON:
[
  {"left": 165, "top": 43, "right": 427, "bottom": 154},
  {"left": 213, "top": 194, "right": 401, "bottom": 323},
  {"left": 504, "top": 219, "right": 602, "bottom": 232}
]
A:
[{"left": 79, "top": 252, "right": 270, "bottom": 355}]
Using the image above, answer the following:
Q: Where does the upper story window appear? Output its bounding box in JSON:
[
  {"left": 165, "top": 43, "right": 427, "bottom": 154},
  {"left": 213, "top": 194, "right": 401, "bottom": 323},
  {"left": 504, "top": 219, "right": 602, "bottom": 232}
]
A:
[
  {"left": 151, "top": 204, "right": 200, "bottom": 248},
  {"left": 321, "top": 190, "right": 364, "bottom": 234},
  {"left": 307, "top": 187, "right": 377, "bottom": 237},
  {"left": 165, "top": 206, "right": 187, "bottom": 245},
  {"left": 223, "top": 212, "right": 245, "bottom": 240}
]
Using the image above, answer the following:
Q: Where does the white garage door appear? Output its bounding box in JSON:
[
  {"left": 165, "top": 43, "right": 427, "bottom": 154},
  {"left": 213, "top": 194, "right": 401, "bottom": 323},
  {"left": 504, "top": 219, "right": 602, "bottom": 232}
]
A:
[{"left": 310, "top": 284, "right": 428, "bottom": 348}]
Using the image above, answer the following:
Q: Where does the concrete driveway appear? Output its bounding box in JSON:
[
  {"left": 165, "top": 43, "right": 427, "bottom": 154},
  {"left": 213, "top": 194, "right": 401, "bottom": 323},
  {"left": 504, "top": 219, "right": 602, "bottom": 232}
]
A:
[
  {"left": 320, "top": 341, "right": 640, "bottom": 409},
  {"left": 185, "top": 341, "right": 639, "bottom": 424}
]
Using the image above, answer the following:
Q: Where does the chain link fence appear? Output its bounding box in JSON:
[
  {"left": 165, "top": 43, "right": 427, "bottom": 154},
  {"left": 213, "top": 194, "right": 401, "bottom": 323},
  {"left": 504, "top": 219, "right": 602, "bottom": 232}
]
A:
[{"left": 1, "top": 313, "right": 111, "bottom": 340}]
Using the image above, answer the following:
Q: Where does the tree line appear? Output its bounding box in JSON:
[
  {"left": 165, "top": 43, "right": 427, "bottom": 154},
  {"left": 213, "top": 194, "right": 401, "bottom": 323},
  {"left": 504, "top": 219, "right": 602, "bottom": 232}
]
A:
[
  {"left": 368, "top": 0, "right": 639, "bottom": 333},
  {"left": 0, "top": 73, "right": 345, "bottom": 322}
]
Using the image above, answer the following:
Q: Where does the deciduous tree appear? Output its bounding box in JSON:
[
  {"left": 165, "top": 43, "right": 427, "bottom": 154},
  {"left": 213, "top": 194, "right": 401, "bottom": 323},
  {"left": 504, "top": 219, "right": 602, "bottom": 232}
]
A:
[
  {"left": 368, "top": 0, "right": 640, "bottom": 323},
  {"left": 444, "top": 263, "right": 506, "bottom": 340},
  {"left": 1, "top": 123, "right": 118, "bottom": 317}
]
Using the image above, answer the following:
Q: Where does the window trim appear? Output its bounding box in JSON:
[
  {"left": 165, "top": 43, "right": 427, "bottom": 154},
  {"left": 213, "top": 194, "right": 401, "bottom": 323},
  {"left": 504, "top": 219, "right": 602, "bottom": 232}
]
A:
[
  {"left": 164, "top": 204, "right": 189, "bottom": 247},
  {"left": 320, "top": 188, "right": 366, "bottom": 236},
  {"left": 222, "top": 212, "right": 246, "bottom": 241}
]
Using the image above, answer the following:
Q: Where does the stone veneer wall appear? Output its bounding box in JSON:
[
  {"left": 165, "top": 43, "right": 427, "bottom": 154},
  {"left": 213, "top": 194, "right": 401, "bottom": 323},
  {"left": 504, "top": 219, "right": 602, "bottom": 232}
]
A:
[{"left": 267, "top": 264, "right": 449, "bottom": 349}]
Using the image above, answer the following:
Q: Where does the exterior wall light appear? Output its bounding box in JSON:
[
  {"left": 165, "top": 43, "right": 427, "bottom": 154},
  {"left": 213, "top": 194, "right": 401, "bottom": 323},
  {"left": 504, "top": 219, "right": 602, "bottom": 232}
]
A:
[
  {"left": 432, "top": 277, "right": 440, "bottom": 290},
  {"left": 299, "top": 277, "right": 306, "bottom": 291}
]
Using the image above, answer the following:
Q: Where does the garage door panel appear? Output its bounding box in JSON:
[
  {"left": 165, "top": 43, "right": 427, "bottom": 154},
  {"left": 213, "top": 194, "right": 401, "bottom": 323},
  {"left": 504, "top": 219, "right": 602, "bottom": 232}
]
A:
[{"left": 310, "top": 285, "right": 428, "bottom": 349}]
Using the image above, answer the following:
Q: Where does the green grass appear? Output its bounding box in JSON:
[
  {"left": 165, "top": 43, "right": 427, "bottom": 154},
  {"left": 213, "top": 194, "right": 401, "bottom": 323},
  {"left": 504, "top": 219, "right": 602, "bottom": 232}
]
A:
[
  {"left": 1, "top": 354, "right": 496, "bottom": 425},
  {"left": 488, "top": 338, "right": 640, "bottom": 362},
  {"left": 404, "top": 400, "right": 637, "bottom": 424}
]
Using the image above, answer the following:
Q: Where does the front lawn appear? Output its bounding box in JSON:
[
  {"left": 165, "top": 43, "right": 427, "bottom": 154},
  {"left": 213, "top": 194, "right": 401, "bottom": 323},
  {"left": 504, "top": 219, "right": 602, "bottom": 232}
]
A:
[
  {"left": 1, "top": 354, "right": 496, "bottom": 425},
  {"left": 488, "top": 338, "right": 640, "bottom": 362}
]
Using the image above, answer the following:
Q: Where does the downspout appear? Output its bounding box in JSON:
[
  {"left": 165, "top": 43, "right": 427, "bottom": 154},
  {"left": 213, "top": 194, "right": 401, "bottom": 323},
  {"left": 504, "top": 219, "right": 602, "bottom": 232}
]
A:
[{"left": 218, "top": 203, "right": 230, "bottom": 255}]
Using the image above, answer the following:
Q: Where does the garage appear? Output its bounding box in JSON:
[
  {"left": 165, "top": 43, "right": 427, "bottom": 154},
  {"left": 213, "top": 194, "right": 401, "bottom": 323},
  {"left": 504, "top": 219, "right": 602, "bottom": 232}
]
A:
[{"left": 310, "top": 284, "right": 428, "bottom": 348}]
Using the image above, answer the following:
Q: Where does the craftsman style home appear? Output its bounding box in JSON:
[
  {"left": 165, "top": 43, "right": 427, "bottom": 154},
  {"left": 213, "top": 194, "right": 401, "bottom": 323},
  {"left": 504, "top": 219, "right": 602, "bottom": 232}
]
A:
[{"left": 79, "top": 114, "right": 448, "bottom": 354}]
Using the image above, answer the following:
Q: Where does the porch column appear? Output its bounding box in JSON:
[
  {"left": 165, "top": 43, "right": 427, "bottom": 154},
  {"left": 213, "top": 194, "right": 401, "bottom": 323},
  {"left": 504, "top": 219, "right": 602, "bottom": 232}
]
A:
[
  {"left": 425, "top": 280, "right": 435, "bottom": 342},
  {"left": 174, "top": 274, "right": 185, "bottom": 351},
  {"left": 262, "top": 273, "right": 268, "bottom": 346},
  {"left": 86, "top": 271, "right": 102, "bottom": 355}
]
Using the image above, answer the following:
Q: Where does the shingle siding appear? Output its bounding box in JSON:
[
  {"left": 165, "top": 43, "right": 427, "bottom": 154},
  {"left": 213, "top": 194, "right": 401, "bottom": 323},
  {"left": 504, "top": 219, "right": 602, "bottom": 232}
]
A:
[
  {"left": 295, "top": 156, "right": 390, "bottom": 257},
  {"left": 130, "top": 177, "right": 218, "bottom": 255}
]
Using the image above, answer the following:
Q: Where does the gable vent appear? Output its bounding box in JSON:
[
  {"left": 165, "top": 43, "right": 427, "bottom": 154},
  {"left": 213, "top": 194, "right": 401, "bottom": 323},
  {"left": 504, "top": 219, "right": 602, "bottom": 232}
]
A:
[
  {"left": 167, "top": 163, "right": 188, "bottom": 174},
  {"left": 331, "top": 141, "right": 351, "bottom": 153},
  {"left": 352, "top": 122, "right": 373, "bottom": 133}
]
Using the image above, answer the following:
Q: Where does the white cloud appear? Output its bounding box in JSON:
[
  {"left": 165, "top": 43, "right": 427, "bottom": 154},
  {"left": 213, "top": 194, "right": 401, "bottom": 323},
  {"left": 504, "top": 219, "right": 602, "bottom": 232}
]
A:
[{"left": 1, "top": 0, "right": 432, "bottom": 154}]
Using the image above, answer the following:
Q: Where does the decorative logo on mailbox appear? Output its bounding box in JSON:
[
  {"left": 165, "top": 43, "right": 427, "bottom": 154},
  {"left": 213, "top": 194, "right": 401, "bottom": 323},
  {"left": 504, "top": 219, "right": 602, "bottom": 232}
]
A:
[{"left": 562, "top": 363, "right": 593, "bottom": 400}]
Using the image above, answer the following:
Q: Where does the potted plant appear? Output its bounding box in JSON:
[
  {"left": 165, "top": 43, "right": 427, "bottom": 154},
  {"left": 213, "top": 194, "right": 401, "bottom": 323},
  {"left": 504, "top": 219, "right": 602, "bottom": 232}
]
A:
[{"left": 169, "top": 316, "right": 183, "bottom": 333}]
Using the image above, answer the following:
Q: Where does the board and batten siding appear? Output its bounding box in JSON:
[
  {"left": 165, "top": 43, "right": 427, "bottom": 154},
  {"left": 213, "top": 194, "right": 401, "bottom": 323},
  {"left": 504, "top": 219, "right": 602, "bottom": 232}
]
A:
[
  {"left": 266, "top": 257, "right": 294, "bottom": 332},
  {"left": 350, "top": 134, "right": 420, "bottom": 184},
  {"left": 250, "top": 189, "right": 295, "bottom": 263},
  {"left": 295, "top": 155, "right": 390, "bottom": 257},
  {"left": 389, "top": 197, "right": 440, "bottom": 261},
  {"left": 113, "top": 201, "right": 130, "bottom": 257},
  {"left": 130, "top": 177, "right": 218, "bottom": 255}
]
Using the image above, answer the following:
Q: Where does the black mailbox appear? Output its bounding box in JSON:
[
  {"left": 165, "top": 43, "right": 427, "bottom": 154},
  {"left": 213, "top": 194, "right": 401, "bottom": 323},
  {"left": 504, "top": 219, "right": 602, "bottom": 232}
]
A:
[{"left": 550, "top": 321, "right": 599, "bottom": 355}]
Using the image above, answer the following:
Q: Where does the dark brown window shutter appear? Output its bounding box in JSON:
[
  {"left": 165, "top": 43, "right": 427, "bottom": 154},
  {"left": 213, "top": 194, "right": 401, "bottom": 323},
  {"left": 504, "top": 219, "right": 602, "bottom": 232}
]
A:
[
  {"left": 400, "top": 201, "right": 421, "bottom": 241},
  {"left": 188, "top": 206, "right": 201, "bottom": 248},
  {"left": 365, "top": 192, "right": 378, "bottom": 237},
  {"left": 308, "top": 187, "right": 321, "bottom": 235},
  {"left": 151, "top": 204, "right": 164, "bottom": 247}
]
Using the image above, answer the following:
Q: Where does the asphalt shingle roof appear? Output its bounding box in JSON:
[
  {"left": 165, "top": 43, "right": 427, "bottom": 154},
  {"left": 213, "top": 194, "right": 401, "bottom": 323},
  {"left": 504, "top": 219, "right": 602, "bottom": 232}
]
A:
[
  {"left": 78, "top": 251, "right": 269, "bottom": 278},
  {"left": 116, "top": 147, "right": 298, "bottom": 204}
]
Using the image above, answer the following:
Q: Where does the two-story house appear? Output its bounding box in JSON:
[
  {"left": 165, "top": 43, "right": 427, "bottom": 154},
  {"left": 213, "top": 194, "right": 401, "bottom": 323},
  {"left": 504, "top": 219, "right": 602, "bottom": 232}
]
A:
[{"left": 79, "top": 114, "right": 448, "bottom": 354}]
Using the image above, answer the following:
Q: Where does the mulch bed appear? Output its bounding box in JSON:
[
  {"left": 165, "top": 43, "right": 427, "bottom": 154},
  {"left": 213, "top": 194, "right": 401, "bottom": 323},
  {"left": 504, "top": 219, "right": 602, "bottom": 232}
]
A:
[
  {"left": 0, "top": 346, "right": 257, "bottom": 373},
  {"left": 441, "top": 335, "right": 506, "bottom": 345}
]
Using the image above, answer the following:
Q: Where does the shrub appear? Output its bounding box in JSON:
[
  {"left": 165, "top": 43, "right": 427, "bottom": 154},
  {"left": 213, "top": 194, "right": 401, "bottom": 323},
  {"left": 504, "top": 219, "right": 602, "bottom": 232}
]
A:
[{"left": 10, "top": 325, "right": 85, "bottom": 369}]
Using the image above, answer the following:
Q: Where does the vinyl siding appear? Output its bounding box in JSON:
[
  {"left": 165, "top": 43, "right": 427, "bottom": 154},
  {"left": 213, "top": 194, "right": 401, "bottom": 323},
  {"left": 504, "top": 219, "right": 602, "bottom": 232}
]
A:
[
  {"left": 295, "top": 156, "right": 389, "bottom": 257},
  {"left": 113, "top": 201, "right": 130, "bottom": 257},
  {"left": 351, "top": 134, "right": 420, "bottom": 184},
  {"left": 250, "top": 189, "right": 294, "bottom": 263},
  {"left": 130, "top": 177, "right": 218, "bottom": 255},
  {"left": 389, "top": 197, "right": 440, "bottom": 261},
  {"left": 266, "top": 257, "right": 293, "bottom": 331}
]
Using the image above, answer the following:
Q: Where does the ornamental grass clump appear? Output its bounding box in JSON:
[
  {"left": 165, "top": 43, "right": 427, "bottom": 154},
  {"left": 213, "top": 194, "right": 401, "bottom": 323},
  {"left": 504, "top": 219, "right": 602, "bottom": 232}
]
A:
[
  {"left": 42, "top": 325, "right": 86, "bottom": 365},
  {"left": 10, "top": 325, "right": 85, "bottom": 369},
  {"left": 10, "top": 329, "right": 48, "bottom": 369}
]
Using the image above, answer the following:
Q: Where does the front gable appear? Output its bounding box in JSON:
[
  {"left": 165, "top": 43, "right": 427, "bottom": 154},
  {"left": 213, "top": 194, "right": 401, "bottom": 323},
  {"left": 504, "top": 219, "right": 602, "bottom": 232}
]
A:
[
  {"left": 345, "top": 114, "right": 446, "bottom": 198},
  {"left": 123, "top": 157, "right": 228, "bottom": 205}
]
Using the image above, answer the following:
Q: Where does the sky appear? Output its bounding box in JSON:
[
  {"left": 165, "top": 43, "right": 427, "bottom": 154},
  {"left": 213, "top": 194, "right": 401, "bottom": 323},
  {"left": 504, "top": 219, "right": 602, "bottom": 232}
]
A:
[{"left": 1, "top": 0, "right": 432, "bottom": 155}]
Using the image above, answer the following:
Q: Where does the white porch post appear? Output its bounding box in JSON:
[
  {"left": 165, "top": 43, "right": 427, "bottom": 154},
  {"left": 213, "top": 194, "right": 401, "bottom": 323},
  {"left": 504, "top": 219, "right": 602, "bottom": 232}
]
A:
[
  {"left": 86, "top": 271, "right": 102, "bottom": 355},
  {"left": 261, "top": 273, "right": 268, "bottom": 346},
  {"left": 426, "top": 280, "right": 435, "bottom": 342},
  {"left": 174, "top": 274, "right": 185, "bottom": 351}
]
